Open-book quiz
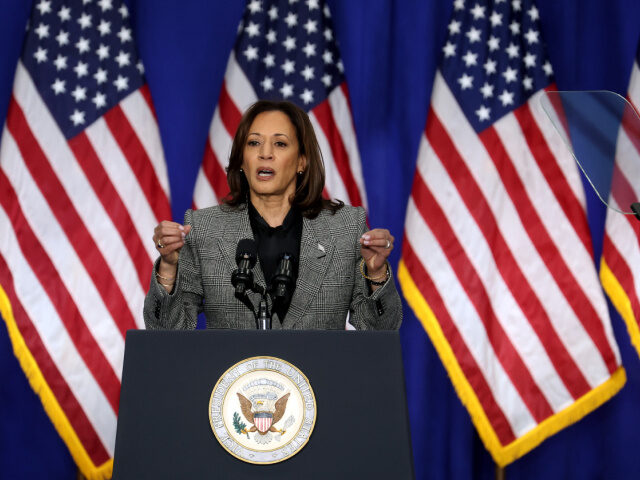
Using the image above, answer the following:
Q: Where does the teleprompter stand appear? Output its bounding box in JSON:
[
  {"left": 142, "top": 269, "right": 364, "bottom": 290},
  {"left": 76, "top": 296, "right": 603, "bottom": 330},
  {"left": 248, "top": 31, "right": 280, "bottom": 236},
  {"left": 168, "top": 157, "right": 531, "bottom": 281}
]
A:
[{"left": 112, "top": 330, "right": 414, "bottom": 479}]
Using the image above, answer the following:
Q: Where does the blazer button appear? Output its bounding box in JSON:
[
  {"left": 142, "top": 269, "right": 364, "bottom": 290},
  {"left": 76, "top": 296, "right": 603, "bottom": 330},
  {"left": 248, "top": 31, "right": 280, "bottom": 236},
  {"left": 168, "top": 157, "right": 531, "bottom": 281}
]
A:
[{"left": 375, "top": 299, "right": 384, "bottom": 316}]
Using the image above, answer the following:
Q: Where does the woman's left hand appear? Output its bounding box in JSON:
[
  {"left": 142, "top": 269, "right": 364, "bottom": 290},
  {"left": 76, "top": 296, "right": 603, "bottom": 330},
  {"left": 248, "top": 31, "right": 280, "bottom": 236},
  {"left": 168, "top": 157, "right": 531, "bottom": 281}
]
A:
[{"left": 360, "top": 228, "right": 394, "bottom": 278}]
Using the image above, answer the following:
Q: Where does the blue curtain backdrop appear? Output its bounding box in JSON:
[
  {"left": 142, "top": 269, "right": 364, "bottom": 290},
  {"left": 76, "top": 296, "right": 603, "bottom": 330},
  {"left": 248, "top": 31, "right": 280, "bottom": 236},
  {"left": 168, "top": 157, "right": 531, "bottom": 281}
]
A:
[{"left": 1, "top": 1, "right": 639, "bottom": 478}]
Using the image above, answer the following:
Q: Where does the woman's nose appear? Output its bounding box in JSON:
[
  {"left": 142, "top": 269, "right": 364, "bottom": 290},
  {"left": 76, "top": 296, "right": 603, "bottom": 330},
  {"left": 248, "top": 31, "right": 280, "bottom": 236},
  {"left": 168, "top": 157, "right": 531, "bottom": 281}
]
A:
[{"left": 259, "top": 143, "right": 273, "bottom": 159}]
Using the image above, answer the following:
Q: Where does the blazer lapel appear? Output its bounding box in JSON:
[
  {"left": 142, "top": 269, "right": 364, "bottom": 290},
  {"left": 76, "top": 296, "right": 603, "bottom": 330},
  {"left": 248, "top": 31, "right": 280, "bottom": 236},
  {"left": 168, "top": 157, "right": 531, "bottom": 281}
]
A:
[
  {"left": 218, "top": 206, "right": 267, "bottom": 290},
  {"left": 282, "top": 213, "right": 335, "bottom": 329}
]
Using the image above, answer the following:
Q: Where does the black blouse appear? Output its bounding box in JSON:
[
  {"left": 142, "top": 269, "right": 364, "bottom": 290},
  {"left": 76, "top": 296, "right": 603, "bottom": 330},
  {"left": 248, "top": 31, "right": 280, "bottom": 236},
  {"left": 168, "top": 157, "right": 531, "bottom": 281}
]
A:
[{"left": 248, "top": 202, "right": 303, "bottom": 323}]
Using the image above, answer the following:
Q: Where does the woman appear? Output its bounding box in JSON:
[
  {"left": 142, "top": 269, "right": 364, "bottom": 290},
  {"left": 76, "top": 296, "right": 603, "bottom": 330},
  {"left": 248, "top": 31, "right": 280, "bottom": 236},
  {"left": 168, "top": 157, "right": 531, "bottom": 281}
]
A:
[{"left": 144, "top": 100, "right": 401, "bottom": 330}]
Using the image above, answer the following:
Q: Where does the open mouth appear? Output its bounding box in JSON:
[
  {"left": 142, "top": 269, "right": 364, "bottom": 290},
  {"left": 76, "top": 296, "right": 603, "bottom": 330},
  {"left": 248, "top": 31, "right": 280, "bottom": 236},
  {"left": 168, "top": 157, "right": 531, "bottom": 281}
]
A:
[{"left": 257, "top": 168, "right": 274, "bottom": 178}]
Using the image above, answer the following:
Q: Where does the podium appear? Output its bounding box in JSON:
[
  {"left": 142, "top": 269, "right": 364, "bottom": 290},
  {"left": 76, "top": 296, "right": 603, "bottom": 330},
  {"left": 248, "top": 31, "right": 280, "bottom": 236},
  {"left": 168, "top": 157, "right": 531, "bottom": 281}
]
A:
[{"left": 112, "top": 330, "right": 414, "bottom": 479}]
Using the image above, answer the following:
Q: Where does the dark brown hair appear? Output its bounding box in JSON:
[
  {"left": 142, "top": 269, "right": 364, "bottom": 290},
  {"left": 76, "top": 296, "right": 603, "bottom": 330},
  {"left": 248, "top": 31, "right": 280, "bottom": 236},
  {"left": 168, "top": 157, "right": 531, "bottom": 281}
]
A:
[{"left": 223, "top": 100, "right": 343, "bottom": 218}]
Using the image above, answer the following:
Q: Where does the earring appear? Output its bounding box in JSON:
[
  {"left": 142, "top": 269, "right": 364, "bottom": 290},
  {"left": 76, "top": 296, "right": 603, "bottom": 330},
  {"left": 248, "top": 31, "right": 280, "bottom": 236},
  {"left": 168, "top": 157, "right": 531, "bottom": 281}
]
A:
[
  {"left": 240, "top": 168, "right": 244, "bottom": 173},
  {"left": 297, "top": 171, "right": 303, "bottom": 175}
]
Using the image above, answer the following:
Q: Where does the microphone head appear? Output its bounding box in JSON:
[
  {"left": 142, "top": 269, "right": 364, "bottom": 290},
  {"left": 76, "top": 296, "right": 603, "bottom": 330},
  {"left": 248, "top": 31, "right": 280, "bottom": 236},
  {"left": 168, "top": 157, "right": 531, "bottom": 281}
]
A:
[{"left": 236, "top": 239, "right": 257, "bottom": 267}]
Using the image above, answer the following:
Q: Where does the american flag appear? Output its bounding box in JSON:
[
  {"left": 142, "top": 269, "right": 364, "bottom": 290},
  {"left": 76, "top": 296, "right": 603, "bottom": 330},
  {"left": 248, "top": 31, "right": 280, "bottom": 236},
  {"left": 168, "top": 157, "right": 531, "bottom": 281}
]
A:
[
  {"left": 600, "top": 45, "right": 640, "bottom": 360},
  {"left": 0, "top": 0, "right": 170, "bottom": 478},
  {"left": 192, "top": 0, "right": 367, "bottom": 210},
  {"left": 398, "top": 0, "right": 625, "bottom": 466}
]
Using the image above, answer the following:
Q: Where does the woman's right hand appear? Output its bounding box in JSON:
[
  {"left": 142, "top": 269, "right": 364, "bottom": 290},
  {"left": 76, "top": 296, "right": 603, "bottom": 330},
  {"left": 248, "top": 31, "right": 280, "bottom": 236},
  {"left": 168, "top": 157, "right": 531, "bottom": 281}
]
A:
[{"left": 153, "top": 221, "right": 192, "bottom": 267}]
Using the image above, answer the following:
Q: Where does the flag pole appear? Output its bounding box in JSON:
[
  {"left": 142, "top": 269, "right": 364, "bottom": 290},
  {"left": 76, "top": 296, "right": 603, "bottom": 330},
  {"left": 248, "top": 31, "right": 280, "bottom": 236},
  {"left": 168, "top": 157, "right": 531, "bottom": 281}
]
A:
[{"left": 495, "top": 464, "right": 505, "bottom": 480}]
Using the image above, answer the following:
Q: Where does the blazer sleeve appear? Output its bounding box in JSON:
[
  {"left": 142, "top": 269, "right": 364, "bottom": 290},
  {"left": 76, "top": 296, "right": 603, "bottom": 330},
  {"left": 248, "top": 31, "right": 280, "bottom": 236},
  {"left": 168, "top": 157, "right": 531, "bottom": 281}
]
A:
[
  {"left": 143, "top": 209, "right": 204, "bottom": 330},
  {"left": 347, "top": 207, "right": 403, "bottom": 330}
]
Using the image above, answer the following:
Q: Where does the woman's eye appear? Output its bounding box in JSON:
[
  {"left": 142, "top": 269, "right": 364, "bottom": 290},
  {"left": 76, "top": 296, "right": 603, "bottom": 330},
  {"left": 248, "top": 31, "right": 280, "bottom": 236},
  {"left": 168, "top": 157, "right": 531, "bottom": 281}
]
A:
[
  {"left": 275, "top": 141, "right": 287, "bottom": 147},
  {"left": 247, "top": 140, "right": 260, "bottom": 146}
]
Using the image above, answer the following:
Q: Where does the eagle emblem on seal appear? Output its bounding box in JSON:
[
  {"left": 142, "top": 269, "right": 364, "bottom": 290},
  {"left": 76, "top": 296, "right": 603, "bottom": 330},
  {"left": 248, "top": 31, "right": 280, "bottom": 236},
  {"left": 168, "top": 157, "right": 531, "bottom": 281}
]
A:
[{"left": 232, "top": 378, "right": 295, "bottom": 444}]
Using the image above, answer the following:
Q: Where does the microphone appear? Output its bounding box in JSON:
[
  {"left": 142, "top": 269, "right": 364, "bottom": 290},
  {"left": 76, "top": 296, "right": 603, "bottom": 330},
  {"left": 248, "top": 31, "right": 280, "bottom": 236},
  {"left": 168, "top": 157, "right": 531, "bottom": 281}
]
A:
[
  {"left": 232, "top": 239, "right": 257, "bottom": 295},
  {"left": 271, "top": 252, "right": 295, "bottom": 300}
]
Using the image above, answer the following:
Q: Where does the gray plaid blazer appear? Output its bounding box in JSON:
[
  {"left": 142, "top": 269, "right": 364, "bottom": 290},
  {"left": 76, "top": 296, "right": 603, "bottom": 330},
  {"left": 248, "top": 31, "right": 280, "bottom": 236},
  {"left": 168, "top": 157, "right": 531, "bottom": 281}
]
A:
[{"left": 144, "top": 204, "right": 402, "bottom": 330}]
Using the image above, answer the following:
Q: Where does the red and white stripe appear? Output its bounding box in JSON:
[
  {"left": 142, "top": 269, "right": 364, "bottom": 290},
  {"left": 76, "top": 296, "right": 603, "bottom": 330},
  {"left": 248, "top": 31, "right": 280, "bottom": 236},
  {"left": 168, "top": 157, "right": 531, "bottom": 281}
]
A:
[
  {"left": 0, "top": 62, "right": 170, "bottom": 465},
  {"left": 602, "top": 60, "right": 640, "bottom": 357},
  {"left": 402, "top": 72, "right": 621, "bottom": 447},
  {"left": 192, "top": 53, "right": 367, "bottom": 210}
]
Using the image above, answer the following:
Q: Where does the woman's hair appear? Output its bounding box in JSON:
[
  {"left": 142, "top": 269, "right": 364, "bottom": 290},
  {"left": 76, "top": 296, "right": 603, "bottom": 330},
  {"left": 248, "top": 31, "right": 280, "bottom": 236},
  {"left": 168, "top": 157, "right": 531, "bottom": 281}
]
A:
[{"left": 223, "top": 99, "right": 343, "bottom": 218}]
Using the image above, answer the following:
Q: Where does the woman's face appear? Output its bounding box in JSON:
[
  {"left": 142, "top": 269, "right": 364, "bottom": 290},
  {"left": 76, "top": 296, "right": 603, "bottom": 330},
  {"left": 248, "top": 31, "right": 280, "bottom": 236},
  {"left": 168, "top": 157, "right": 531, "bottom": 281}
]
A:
[{"left": 242, "top": 110, "right": 306, "bottom": 203}]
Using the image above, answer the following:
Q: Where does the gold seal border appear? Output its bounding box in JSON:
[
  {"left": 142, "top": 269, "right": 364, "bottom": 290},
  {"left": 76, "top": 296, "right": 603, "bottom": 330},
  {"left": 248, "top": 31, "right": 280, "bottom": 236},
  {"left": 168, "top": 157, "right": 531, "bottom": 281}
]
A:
[{"left": 208, "top": 355, "right": 317, "bottom": 465}]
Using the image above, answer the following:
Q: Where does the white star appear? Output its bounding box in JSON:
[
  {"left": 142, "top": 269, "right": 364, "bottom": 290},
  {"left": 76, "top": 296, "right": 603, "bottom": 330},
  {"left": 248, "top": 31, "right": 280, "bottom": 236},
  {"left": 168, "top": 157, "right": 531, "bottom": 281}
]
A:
[
  {"left": 512, "top": 0, "right": 522, "bottom": 11},
  {"left": 480, "top": 82, "right": 494, "bottom": 98},
  {"left": 98, "top": 20, "right": 111, "bottom": 36},
  {"left": 92, "top": 91, "right": 107, "bottom": 108},
  {"left": 323, "top": 4, "right": 331, "bottom": 16},
  {"left": 71, "top": 85, "right": 87, "bottom": 102},
  {"left": 266, "top": 29, "right": 277, "bottom": 44},
  {"left": 51, "top": 78, "right": 65, "bottom": 95},
  {"left": 289, "top": 0, "right": 299, "bottom": 4},
  {"left": 498, "top": 89, "right": 514, "bottom": 106},
  {"left": 57, "top": 6, "right": 71, "bottom": 21},
  {"left": 260, "top": 76, "right": 274, "bottom": 92},
  {"left": 74, "top": 61, "right": 89, "bottom": 78},
  {"left": 53, "top": 54, "right": 67, "bottom": 70},
  {"left": 119, "top": 4, "right": 129, "bottom": 17},
  {"left": 78, "top": 13, "right": 92, "bottom": 29},
  {"left": 453, "top": 0, "right": 465, "bottom": 10},
  {"left": 448, "top": 20, "right": 461, "bottom": 35},
  {"left": 263, "top": 53, "right": 275, "bottom": 68},
  {"left": 302, "top": 42, "right": 316, "bottom": 57},
  {"left": 337, "top": 59, "right": 344, "bottom": 73},
  {"left": 301, "top": 65, "right": 315, "bottom": 80},
  {"left": 523, "top": 52, "right": 536, "bottom": 68},
  {"left": 509, "top": 21, "right": 520, "bottom": 35},
  {"left": 56, "top": 30, "right": 69, "bottom": 46},
  {"left": 488, "top": 36, "right": 500, "bottom": 51},
  {"left": 268, "top": 6, "right": 278, "bottom": 20},
  {"left": 137, "top": 61, "right": 144, "bottom": 74},
  {"left": 324, "top": 27, "right": 332, "bottom": 41},
  {"left": 82, "top": 0, "right": 91, "bottom": 4},
  {"left": 466, "top": 27, "right": 481, "bottom": 43},
  {"left": 115, "top": 50, "right": 130, "bottom": 67},
  {"left": 117, "top": 27, "right": 132, "bottom": 43},
  {"left": 484, "top": 58, "right": 497, "bottom": 75},
  {"left": 506, "top": 42, "right": 519, "bottom": 59},
  {"left": 523, "top": 76, "right": 533, "bottom": 90},
  {"left": 528, "top": 5, "right": 540, "bottom": 21},
  {"left": 280, "top": 82, "right": 293, "bottom": 98},
  {"left": 247, "top": 0, "right": 262, "bottom": 14},
  {"left": 462, "top": 51, "right": 478, "bottom": 67},
  {"left": 458, "top": 73, "right": 473, "bottom": 90},
  {"left": 284, "top": 12, "right": 298, "bottom": 27},
  {"left": 300, "top": 88, "right": 314, "bottom": 104},
  {"left": 94, "top": 68, "right": 107, "bottom": 84},
  {"left": 307, "top": 0, "right": 319, "bottom": 10},
  {"left": 70, "top": 109, "right": 85, "bottom": 126},
  {"left": 243, "top": 45, "right": 258, "bottom": 61},
  {"left": 282, "top": 36, "right": 296, "bottom": 51},
  {"left": 543, "top": 61, "right": 553, "bottom": 76},
  {"left": 304, "top": 19, "right": 317, "bottom": 34},
  {"left": 34, "top": 23, "right": 49, "bottom": 39},
  {"left": 443, "top": 42, "right": 456, "bottom": 58},
  {"left": 245, "top": 21, "right": 260, "bottom": 37},
  {"left": 96, "top": 44, "right": 110, "bottom": 60},
  {"left": 321, "top": 73, "right": 332, "bottom": 87},
  {"left": 33, "top": 47, "right": 47, "bottom": 63},
  {"left": 114, "top": 75, "right": 129, "bottom": 91},
  {"left": 75, "top": 37, "right": 90, "bottom": 54},
  {"left": 36, "top": 0, "right": 52, "bottom": 15},
  {"left": 502, "top": 67, "right": 517, "bottom": 83},
  {"left": 281, "top": 59, "right": 295, "bottom": 75},
  {"left": 98, "top": 0, "right": 113, "bottom": 11},
  {"left": 524, "top": 29, "right": 539, "bottom": 44},
  {"left": 476, "top": 105, "right": 491, "bottom": 121},
  {"left": 322, "top": 50, "right": 333, "bottom": 64},
  {"left": 489, "top": 11, "right": 502, "bottom": 27},
  {"left": 470, "top": 3, "right": 485, "bottom": 19}
]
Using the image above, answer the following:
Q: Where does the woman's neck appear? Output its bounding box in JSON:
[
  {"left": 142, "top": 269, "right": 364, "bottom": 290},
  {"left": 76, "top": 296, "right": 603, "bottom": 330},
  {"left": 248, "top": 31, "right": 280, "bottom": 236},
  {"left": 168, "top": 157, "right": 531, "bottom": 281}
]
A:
[{"left": 249, "top": 193, "right": 291, "bottom": 227}]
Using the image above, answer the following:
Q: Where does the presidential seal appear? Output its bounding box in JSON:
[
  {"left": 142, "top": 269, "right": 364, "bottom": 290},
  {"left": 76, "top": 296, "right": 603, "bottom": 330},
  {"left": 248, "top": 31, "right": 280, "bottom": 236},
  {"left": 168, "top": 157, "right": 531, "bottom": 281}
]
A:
[{"left": 208, "top": 356, "right": 317, "bottom": 464}]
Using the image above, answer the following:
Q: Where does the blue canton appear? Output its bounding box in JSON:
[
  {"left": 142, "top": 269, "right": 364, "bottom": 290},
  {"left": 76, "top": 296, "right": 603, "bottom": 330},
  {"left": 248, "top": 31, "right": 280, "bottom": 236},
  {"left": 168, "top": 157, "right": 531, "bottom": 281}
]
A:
[
  {"left": 234, "top": 0, "right": 344, "bottom": 111},
  {"left": 440, "top": 0, "right": 553, "bottom": 133},
  {"left": 21, "top": 0, "right": 144, "bottom": 139}
]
